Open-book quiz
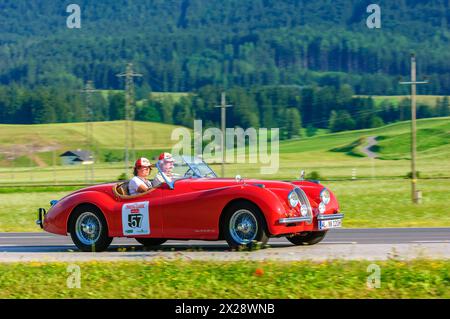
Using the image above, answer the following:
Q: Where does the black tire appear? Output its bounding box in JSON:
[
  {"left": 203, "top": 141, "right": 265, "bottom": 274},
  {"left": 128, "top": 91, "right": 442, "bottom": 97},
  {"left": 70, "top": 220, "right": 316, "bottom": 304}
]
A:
[
  {"left": 69, "top": 204, "right": 113, "bottom": 252},
  {"left": 286, "top": 231, "right": 327, "bottom": 246},
  {"left": 135, "top": 238, "right": 167, "bottom": 247},
  {"left": 222, "top": 201, "right": 269, "bottom": 249}
]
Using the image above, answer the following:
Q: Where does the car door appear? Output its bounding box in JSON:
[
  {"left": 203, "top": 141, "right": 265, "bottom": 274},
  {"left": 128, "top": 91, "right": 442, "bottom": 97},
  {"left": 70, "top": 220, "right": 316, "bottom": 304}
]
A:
[
  {"left": 114, "top": 187, "right": 164, "bottom": 238},
  {"left": 159, "top": 180, "right": 219, "bottom": 239}
]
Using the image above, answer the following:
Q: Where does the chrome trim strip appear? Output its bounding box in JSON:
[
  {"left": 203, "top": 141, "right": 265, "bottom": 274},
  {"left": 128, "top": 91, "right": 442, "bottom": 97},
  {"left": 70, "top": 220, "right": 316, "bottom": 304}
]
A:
[
  {"left": 294, "top": 187, "right": 313, "bottom": 224},
  {"left": 279, "top": 216, "right": 311, "bottom": 224},
  {"left": 317, "top": 213, "right": 344, "bottom": 220}
]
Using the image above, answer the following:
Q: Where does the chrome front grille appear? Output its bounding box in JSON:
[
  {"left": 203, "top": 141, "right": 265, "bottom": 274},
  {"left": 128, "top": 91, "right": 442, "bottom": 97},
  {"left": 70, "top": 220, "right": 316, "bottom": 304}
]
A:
[{"left": 294, "top": 187, "right": 313, "bottom": 223}]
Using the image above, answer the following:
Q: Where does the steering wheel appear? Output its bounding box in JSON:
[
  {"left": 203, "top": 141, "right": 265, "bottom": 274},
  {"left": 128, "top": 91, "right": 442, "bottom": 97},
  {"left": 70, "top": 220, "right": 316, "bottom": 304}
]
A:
[{"left": 184, "top": 168, "right": 194, "bottom": 177}]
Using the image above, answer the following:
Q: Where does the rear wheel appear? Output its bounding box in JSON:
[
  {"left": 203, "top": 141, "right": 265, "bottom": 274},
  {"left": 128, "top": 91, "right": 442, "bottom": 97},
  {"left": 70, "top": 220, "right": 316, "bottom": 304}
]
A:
[
  {"left": 286, "top": 231, "right": 327, "bottom": 246},
  {"left": 69, "top": 205, "right": 112, "bottom": 252},
  {"left": 135, "top": 238, "right": 167, "bottom": 247},
  {"left": 222, "top": 201, "right": 269, "bottom": 249}
]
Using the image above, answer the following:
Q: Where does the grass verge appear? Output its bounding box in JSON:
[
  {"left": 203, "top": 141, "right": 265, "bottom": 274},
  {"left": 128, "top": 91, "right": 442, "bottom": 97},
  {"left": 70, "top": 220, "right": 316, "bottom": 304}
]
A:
[{"left": 0, "top": 259, "right": 448, "bottom": 298}]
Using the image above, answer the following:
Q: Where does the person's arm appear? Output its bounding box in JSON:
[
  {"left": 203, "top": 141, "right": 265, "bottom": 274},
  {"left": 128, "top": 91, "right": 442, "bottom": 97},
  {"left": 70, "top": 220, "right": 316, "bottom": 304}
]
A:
[
  {"left": 136, "top": 183, "right": 149, "bottom": 193},
  {"left": 130, "top": 177, "right": 150, "bottom": 194}
]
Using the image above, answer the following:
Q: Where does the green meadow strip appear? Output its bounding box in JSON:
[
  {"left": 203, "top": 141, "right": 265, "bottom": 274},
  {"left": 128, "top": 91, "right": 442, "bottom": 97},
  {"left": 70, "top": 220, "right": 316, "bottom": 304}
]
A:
[{"left": 0, "top": 259, "right": 448, "bottom": 299}]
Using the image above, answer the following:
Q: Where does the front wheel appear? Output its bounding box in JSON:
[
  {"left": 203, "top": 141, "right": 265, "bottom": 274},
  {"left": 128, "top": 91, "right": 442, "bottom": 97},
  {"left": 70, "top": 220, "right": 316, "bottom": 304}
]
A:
[
  {"left": 222, "top": 201, "right": 269, "bottom": 249},
  {"left": 69, "top": 205, "right": 113, "bottom": 252},
  {"left": 286, "top": 231, "right": 327, "bottom": 246},
  {"left": 135, "top": 238, "right": 167, "bottom": 247}
]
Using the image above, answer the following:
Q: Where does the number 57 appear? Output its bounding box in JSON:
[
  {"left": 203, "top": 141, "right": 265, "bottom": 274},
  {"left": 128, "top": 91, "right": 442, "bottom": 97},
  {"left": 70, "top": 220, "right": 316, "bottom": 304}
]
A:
[{"left": 128, "top": 214, "right": 143, "bottom": 228}]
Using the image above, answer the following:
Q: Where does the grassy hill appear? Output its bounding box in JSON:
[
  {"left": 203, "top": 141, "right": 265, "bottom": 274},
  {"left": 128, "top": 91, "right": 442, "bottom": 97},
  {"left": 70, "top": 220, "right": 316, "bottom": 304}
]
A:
[
  {"left": 355, "top": 95, "right": 446, "bottom": 107},
  {"left": 0, "top": 121, "right": 187, "bottom": 167},
  {"left": 0, "top": 117, "right": 448, "bottom": 184},
  {"left": 100, "top": 90, "right": 190, "bottom": 103},
  {"left": 281, "top": 117, "right": 450, "bottom": 156}
]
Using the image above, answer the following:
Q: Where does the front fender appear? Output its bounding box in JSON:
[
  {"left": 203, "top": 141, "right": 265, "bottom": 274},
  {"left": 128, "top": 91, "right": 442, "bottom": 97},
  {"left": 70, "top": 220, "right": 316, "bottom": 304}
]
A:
[
  {"left": 44, "top": 191, "right": 117, "bottom": 236},
  {"left": 217, "top": 184, "right": 295, "bottom": 236}
]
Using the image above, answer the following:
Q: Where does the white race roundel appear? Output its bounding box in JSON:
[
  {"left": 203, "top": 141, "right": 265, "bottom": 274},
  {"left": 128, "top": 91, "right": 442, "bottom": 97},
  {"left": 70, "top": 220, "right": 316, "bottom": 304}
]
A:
[{"left": 122, "top": 201, "right": 150, "bottom": 235}]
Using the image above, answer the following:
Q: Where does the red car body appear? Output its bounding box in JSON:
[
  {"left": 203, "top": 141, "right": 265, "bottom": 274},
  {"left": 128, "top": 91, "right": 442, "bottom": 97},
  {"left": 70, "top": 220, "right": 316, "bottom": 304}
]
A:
[{"left": 37, "top": 158, "right": 343, "bottom": 251}]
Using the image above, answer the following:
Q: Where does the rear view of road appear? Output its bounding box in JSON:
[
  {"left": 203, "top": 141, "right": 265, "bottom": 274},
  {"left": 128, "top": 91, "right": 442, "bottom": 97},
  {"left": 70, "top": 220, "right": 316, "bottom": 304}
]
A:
[
  {"left": 0, "top": 228, "right": 449, "bottom": 262},
  {"left": 362, "top": 136, "right": 378, "bottom": 158}
]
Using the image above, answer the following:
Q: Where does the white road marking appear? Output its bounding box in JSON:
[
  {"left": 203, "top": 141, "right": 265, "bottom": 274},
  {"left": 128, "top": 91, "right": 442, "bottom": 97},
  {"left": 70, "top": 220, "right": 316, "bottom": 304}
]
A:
[
  {"left": 412, "top": 240, "right": 450, "bottom": 243},
  {"left": 0, "top": 244, "right": 75, "bottom": 250},
  {"left": 0, "top": 236, "right": 55, "bottom": 239},
  {"left": 322, "top": 241, "right": 358, "bottom": 244}
]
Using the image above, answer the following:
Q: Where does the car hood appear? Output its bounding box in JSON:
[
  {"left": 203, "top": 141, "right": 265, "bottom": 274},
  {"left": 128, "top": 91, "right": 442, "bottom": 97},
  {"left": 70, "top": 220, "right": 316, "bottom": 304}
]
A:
[
  {"left": 186, "top": 178, "right": 326, "bottom": 205},
  {"left": 187, "top": 178, "right": 321, "bottom": 191}
]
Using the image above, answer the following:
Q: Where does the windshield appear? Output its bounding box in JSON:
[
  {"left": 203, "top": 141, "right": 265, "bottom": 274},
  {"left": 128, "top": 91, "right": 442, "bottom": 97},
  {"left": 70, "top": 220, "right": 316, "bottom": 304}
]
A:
[{"left": 155, "top": 155, "right": 217, "bottom": 189}]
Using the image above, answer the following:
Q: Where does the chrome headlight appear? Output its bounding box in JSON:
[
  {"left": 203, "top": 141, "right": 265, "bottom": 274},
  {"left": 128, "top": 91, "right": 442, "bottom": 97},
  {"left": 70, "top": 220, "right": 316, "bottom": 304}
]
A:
[
  {"left": 320, "top": 188, "right": 331, "bottom": 205},
  {"left": 300, "top": 205, "right": 308, "bottom": 217},
  {"left": 288, "top": 190, "right": 300, "bottom": 207},
  {"left": 318, "top": 202, "right": 326, "bottom": 214}
]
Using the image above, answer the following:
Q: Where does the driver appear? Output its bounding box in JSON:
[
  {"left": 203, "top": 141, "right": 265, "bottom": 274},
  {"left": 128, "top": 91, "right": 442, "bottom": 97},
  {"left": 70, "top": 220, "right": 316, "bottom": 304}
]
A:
[
  {"left": 128, "top": 157, "right": 153, "bottom": 195},
  {"left": 152, "top": 152, "right": 175, "bottom": 187}
]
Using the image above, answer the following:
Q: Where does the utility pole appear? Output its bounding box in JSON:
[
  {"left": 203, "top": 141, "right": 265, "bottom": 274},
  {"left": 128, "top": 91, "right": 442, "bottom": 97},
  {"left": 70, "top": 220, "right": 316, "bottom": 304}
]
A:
[
  {"left": 400, "top": 54, "right": 428, "bottom": 204},
  {"left": 80, "top": 80, "right": 98, "bottom": 184},
  {"left": 117, "top": 63, "right": 142, "bottom": 177},
  {"left": 214, "top": 92, "right": 233, "bottom": 177}
]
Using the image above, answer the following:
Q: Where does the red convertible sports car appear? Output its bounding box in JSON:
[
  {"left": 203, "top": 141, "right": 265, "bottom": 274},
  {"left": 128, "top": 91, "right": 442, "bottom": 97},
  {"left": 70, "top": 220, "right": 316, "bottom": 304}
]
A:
[{"left": 37, "top": 156, "right": 344, "bottom": 252}]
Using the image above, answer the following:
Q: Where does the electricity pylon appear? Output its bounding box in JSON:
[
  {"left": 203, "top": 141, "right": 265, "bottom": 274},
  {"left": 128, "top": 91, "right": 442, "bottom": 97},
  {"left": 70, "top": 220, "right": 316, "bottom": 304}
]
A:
[
  {"left": 80, "top": 80, "right": 99, "bottom": 184},
  {"left": 117, "top": 63, "right": 142, "bottom": 177}
]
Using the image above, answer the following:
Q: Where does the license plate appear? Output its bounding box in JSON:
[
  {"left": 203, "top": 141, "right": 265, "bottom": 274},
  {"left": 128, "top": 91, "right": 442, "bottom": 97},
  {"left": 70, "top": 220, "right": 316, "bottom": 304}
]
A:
[{"left": 319, "top": 219, "right": 342, "bottom": 230}]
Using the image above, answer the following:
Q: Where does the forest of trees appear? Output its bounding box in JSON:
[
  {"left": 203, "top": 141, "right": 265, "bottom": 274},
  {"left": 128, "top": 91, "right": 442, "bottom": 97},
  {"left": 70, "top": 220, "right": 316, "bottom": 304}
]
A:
[
  {"left": 0, "top": 0, "right": 450, "bottom": 134},
  {"left": 1, "top": 84, "right": 448, "bottom": 138},
  {"left": 0, "top": 0, "right": 450, "bottom": 94}
]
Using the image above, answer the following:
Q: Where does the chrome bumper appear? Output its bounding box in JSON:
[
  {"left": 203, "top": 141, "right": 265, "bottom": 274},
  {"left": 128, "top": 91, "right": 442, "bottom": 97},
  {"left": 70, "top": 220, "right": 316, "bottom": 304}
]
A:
[
  {"left": 317, "top": 213, "right": 344, "bottom": 221},
  {"left": 36, "top": 208, "right": 46, "bottom": 229},
  {"left": 279, "top": 213, "right": 344, "bottom": 224},
  {"left": 279, "top": 216, "right": 311, "bottom": 224}
]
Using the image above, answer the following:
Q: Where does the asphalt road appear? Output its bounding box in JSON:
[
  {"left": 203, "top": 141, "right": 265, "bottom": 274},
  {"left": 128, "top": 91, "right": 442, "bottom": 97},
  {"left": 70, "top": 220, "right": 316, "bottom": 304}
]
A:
[{"left": 0, "top": 228, "right": 448, "bottom": 262}]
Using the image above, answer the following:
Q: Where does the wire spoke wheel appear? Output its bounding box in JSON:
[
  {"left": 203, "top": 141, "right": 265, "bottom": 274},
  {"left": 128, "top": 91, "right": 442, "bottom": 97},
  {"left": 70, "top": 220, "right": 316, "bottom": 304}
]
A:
[
  {"left": 229, "top": 209, "right": 258, "bottom": 244},
  {"left": 69, "top": 205, "right": 112, "bottom": 252},
  {"left": 75, "top": 212, "right": 102, "bottom": 245},
  {"left": 222, "top": 201, "right": 269, "bottom": 249}
]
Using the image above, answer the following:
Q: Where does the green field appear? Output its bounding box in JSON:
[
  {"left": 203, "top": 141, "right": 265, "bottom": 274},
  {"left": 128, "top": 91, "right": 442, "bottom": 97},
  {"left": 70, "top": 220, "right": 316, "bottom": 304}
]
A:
[
  {"left": 355, "top": 95, "right": 446, "bottom": 107},
  {"left": 0, "top": 260, "right": 448, "bottom": 298},
  {"left": 100, "top": 90, "right": 190, "bottom": 103},
  {"left": 0, "top": 117, "right": 449, "bottom": 184},
  {"left": 0, "top": 121, "right": 185, "bottom": 152},
  {"left": 0, "top": 121, "right": 187, "bottom": 170}
]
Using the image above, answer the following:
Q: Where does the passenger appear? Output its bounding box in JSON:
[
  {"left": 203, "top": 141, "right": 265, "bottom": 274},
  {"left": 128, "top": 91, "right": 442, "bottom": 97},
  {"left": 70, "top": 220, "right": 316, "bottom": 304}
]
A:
[
  {"left": 152, "top": 152, "right": 175, "bottom": 187},
  {"left": 128, "top": 157, "right": 153, "bottom": 195}
]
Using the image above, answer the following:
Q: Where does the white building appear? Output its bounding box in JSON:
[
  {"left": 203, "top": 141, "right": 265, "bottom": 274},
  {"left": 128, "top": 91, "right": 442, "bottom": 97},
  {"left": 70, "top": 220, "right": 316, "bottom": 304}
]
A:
[{"left": 60, "top": 150, "right": 94, "bottom": 165}]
